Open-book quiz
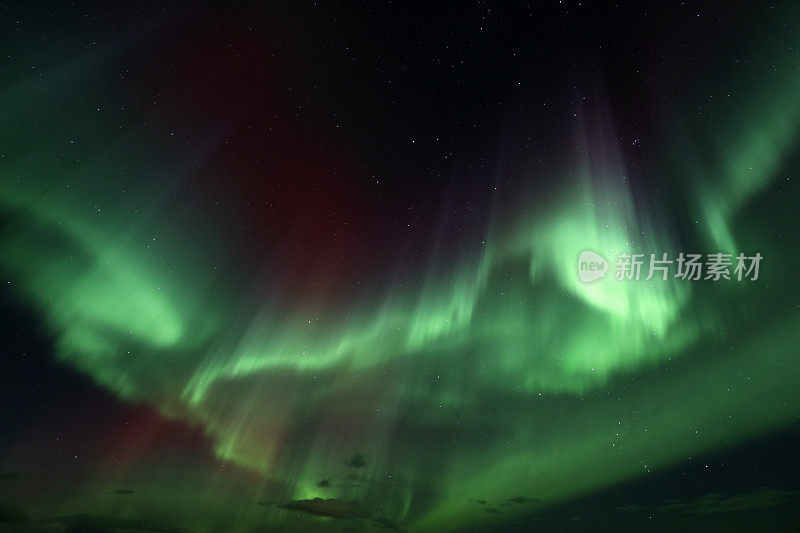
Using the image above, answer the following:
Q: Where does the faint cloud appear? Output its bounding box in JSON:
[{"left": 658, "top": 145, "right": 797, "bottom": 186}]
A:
[
  {"left": 280, "top": 497, "right": 363, "bottom": 518},
  {"left": 344, "top": 453, "right": 367, "bottom": 469}
]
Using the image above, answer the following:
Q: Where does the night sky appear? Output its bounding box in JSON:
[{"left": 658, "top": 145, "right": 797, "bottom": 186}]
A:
[{"left": 2, "top": 2, "right": 800, "bottom": 532}]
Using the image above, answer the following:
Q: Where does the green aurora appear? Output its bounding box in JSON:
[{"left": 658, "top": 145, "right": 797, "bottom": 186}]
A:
[{"left": 2, "top": 5, "right": 800, "bottom": 533}]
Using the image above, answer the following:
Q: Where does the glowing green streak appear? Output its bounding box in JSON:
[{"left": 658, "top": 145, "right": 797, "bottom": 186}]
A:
[{"left": 2, "top": 15, "right": 800, "bottom": 533}]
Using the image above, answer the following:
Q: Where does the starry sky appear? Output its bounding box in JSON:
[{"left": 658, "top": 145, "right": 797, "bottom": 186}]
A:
[{"left": 2, "top": 2, "right": 800, "bottom": 532}]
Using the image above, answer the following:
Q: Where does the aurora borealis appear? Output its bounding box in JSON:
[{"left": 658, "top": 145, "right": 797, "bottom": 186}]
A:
[{"left": 2, "top": 2, "right": 800, "bottom": 532}]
